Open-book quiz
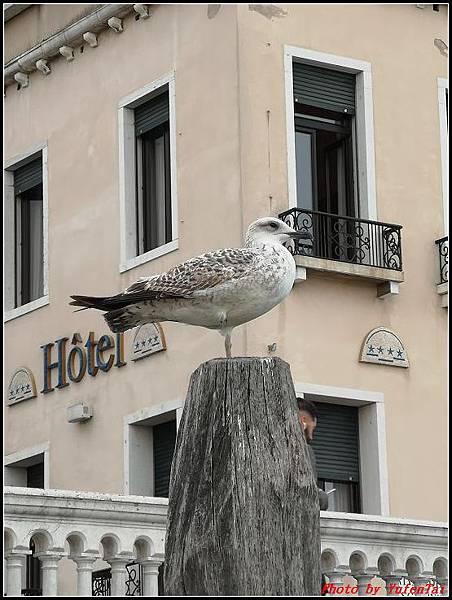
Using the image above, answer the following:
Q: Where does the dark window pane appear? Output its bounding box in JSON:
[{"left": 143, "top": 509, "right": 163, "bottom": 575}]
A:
[
  {"left": 27, "top": 462, "right": 44, "bottom": 488},
  {"left": 295, "top": 131, "right": 315, "bottom": 210},
  {"left": 24, "top": 540, "right": 42, "bottom": 596},
  {"left": 15, "top": 183, "right": 44, "bottom": 307},
  {"left": 319, "top": 480, "right": 360, "bottom": 513},
  {"left": 137, "top": 122, "right": 172, "bottom": 255},
  {"left": 153, "top": 420, "right": 177, "bottom": 498}
]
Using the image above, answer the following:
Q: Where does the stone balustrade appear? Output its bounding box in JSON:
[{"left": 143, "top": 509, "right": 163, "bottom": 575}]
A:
[
  {"left": 320, "top": 511, "right": 448, "bottom": 596},
  {"left": 4, "top": 487, "right": 166, "bottom": 597},
  {"left": 4, "top": 487, "right": 448, "bottom": 596}
]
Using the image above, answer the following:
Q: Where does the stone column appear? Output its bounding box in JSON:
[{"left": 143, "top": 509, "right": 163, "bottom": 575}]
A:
[
  {"left": 36, "top": 552, "right": 65, "bottom": 596},
  {"left": 5, "top": 550, "right": 30, "bottom": 597},
  {"left": 107, "top": 557, "right": 130, "bottom": 596},
  {"left": 413, "top": 573, "right": 434, "bottom": 596},
  {"left": 382, "top": 571, "right": 408, "bottom": 596},
  {"left": 354, "top": 568, "right": 379, "bottom": 596},
  {"left": 437, "top": 577, "right": 448, "bottom": 596},
  {"left": 140, "top": 558, "right": 163, "bottom": 596},
  {"left": 73, "top": 556, "right": 99, "bottom": 596},
  {"left": 323, "top": 569, "right": 349, "bottom": 595}
]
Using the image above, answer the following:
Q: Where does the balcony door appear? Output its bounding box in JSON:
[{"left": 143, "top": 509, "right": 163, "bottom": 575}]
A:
[{"left": 293, "top": 60, "right": 360, "bottom": 262}]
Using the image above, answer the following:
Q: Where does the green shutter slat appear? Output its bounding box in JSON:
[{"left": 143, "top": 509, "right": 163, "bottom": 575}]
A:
[
  {"left": 310, "top": 403, "right": 360, "bottom": 483},
  {"left": 293, "top": 61, "right": 356, "bottom": 114},
  {"left": 14, "top": 158, "right": 42, "bottom": 195},
  {"left": 153, "top": 419, "right": 177, "bottom": 497},
  {"left": 135, "top": 91, "right": 169, "bottom": 136}
]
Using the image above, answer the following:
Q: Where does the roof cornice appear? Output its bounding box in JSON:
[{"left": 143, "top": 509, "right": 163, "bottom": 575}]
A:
[
  {"left": 4, "top": 4, "right": 146, "bottom": 88},
  {"left": 3, "top": 4, "right": 32, "bottom": 22}
]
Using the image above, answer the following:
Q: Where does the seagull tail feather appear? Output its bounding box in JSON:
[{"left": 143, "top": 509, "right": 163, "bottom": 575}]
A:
[{"left": 104, "top": 307, "right": 145, "bottom": 334}]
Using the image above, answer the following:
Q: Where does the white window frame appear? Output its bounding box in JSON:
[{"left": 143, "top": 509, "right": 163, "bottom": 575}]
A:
[
  {"left": 123, "top": 398, "right": 183, "bottom": 496},
  {"left": 284, "top": 45, "right": 377, "bottom": 220},
  {"left": 4, "top": 143, "right": 49, "bottom": 322},
  {"left": 118, "top": 72, "right": 178, "bottom": 273},
  {"left": 4, "top": 442, "right": 50, "bottom": 489},
  {"left": 437, "top": 77, "right": 448, "bottom": 235},
  {"left": 295, "top": 381, "right": 389, "bottom": 517}
]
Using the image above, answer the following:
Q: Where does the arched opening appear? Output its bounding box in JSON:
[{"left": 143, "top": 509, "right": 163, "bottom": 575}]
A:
[{"left": 23, "top": 538, "right": 42, "bottom": 596}]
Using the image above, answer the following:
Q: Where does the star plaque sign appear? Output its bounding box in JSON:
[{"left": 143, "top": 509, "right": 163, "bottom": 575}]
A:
[
  {"left": 131, "top": 323, "right": 166, "bottom": 361},
  {"left": 360, "top": 327, "right": 409, "bottom": 368},
  {"left": 7, "top": 367, "right": 37, "bottom": 405}
]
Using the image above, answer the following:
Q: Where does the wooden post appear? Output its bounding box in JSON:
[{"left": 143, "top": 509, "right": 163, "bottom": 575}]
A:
[{"left": 164, "top": 357, "right": 321, "bottom": 596}]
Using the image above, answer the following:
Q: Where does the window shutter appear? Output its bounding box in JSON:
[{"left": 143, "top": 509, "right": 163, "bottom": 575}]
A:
[
  {"left": 153, "top": 419, "right": 177, "bottom": 497},
  {"left": 135, "top": 91, "right": 169, "bottom": 136},
  {"left": 293, "top": 61, "right": 356, "bottom": 114},
  {"left": 14, "top": 158, "right": 42, "bottom": 195},
  {"left": 310, "top": 402, "right": 360, "bottom": 483}
]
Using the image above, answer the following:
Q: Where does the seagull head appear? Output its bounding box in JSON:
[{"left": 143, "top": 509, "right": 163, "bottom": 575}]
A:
[{"left": 245, "top": 217, "right": 312, "bottom": 247}]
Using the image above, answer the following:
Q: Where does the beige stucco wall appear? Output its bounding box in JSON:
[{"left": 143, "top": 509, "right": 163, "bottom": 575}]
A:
[{"left": 4, "top": 4, "right": 448, "bottom": 523}]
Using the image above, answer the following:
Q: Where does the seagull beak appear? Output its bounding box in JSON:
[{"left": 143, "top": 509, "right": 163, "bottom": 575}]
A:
[{"left": 288, "top": 229, "right": 313, "bottom": 241}]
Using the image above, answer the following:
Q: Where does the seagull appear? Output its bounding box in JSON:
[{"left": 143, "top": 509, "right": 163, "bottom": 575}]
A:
[{"left": 69, "top": 217, "right": 311, "bottom": 357}]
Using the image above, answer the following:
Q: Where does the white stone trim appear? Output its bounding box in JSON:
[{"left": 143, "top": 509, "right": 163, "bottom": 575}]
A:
[
  {"left": 284, "top": 45, "right": 377, "bottom": 220},
  {"left": 294, "top": 381, "right": 389, "bottom": 516},
  {"left": 118, "top": 72, "right": 179, "bottom": 274},
  {"left": 4, "top": 142, "right": 49, "bottom": 321},
  {"left": 4, "top": 442, "right": 50, "bottom": 489},
  {"left": 437, "top": 77, "right": 448, "bottom": 235},
  {"left": 295, "top": 381, "right": 384, "bottom": 404},
  {"left": 4, "top": 296, "right": 50, "bottom": 322},
  {"left": 123, "top": 399, "right": 183, "bottom": 495}
]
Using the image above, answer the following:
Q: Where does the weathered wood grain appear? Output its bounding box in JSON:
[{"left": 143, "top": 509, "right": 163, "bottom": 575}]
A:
[{"left": 164, "top": 357, "right": 321, "bottom": 596}]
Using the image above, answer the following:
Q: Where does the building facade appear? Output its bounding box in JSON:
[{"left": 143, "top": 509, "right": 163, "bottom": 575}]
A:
[{"left": 4, "top": 3, "right": 448, "bottom": 596}]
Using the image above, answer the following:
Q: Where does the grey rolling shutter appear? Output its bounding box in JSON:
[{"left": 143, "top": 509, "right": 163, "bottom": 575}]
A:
[
  {"left": 14, "top": 157, "right": 42, "bottom": 195},
  {"left": 310, "top": 402, "right": 360, "bottom": 483},
  {"left": 135, "top": 91, "right": 169, "bottom": 136},
  {"left": 153, "top": 419, "right": 177, "bottom": 497},
  {"left": 293, "top": 61, "right": 356, "bottom": 114}
]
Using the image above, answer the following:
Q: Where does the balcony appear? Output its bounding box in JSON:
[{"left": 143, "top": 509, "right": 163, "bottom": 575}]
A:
[
  {"left": 435, "top": 236, "right": 448, "bottom": 308},
  {"left": 279, "top": 208, "right": 404, "bottom": 298},
  {"left": 4, "top": 487, "right": 448, "bottom": 596}
]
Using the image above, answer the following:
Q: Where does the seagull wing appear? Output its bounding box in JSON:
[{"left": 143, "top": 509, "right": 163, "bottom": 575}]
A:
[
  {"left": 124, "top": 247, "right": 258, "bottom": 298},
  {"left": 70, "top": 248, "right": 257, "bottom": 311}
]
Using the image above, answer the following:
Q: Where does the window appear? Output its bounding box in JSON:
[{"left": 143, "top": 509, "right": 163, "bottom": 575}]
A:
[
  {"left": 14, "top": 157, "right": 44, "bottom": 307},
  {"left": 126, "top": 406, "right": 179, "bottom": 498},
  {"left": 294, "top": 62, "right": 358, "bottom": 219},
  {"left": 285, "top": 47, "right": 377, "bottom": 223},
  {"left": 119, "top": 74, "right": 178, "bottom": 272},
  {"left": 135, "top": 91, "right": 172, "bottom": 255},
  {"left": 153, "top": 419, "right": 177, "bottom": 498},
  {"left": 4, "top": 146, "right": 48, "bottom": 320},
  {"left": 4, "top": 450, "right": 47, "bottom": 488},
  {"left": 310, "top": 402, "right": 361, "bottom": 513}
]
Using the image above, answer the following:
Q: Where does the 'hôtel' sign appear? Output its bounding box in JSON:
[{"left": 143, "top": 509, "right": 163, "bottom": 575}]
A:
[
  {"left": 7, "top": 324, "right": 166, "bottom": 405},
  {"left": 41, "top": 332, "right": 127, "bottom": 393}
]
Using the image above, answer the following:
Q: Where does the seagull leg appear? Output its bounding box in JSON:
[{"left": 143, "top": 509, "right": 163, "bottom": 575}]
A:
[
  {"left": 225, "top": 331, "right": 232, "bottom": 358},
  {"left": 220, "top": 324, "right": 233, "bottom": 358}
]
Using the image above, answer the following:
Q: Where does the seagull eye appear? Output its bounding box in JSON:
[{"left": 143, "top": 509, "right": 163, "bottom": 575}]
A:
[{"left": 268, "top": 222, "right": 278, "bottom": 230}]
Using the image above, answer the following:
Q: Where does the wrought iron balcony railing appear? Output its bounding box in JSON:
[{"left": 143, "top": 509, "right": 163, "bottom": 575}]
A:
[
  {"left": 435, "top": 236, "right": 448, "bottom": 285},
  {"left": 279, "top": 208, "right": 403, "bottom": 271}
]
